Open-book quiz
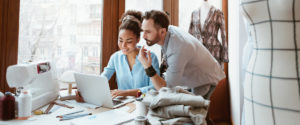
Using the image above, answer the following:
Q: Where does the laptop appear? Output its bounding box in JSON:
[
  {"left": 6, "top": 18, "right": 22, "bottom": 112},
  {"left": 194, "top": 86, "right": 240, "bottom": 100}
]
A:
[{"left": 74, "top": 73, "right": 134, "bottom": 109}]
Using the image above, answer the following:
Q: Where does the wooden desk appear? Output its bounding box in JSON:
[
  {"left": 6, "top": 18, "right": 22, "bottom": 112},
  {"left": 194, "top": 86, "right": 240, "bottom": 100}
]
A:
[{"left": 0, "top": 100, "right": 136, "bottom": 125}]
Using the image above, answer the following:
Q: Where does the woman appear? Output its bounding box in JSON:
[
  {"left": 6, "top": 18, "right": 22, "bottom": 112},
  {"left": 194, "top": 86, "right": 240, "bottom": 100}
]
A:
[{"left": 101, "top": 10, "right": 160, "bottom": 98}]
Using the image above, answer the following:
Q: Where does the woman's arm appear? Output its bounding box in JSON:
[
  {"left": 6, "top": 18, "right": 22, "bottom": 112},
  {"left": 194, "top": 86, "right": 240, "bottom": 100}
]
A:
[{"left": 110, "top": 89, "right": 139, "bottom": 98}]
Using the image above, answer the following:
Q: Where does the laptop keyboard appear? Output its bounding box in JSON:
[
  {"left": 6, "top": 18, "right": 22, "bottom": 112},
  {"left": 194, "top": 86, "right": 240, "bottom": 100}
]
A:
[{"left": 112, "top": 100, "right": 123, "bottom": 106}]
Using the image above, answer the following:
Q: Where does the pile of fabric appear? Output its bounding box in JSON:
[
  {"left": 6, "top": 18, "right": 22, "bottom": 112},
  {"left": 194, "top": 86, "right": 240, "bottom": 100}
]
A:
[{"left": 142, "top": 87, "right": 210, "bottom": 125}]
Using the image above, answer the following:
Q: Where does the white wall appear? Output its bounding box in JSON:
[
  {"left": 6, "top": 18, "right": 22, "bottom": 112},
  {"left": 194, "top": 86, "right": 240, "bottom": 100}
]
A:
[
  {"left": 228, "top": 1, "right": 248, "bottom": 125},
  {"left": 239, "top": 12, "right": 248, "bottom": 125}
]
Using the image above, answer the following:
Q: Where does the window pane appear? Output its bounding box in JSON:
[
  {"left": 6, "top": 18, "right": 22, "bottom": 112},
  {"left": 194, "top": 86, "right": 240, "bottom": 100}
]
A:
[
  {"left": 18, "top": 0, "right": 103, "bottom": 82},
  {"left": 179, "top": 0, "right": 222, "bottom": 32},
  {"left": 126, "top": 0, "right": 162, "bottom": 11},
  {"left": 125, "top": 0, "right": 163, "bottom": 64}
]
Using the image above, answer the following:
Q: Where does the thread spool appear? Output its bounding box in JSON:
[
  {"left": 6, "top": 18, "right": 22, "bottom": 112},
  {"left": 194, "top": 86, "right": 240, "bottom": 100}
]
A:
[
  {"left": 18, "top": 90, "right": 32, "bottom": 119},
  {"left": 135, "top": 98, "right": 147, "bottom": 117},
  {"left": 134, "top": 116, "right": 147, "bottom": 125},
  {"left": 0, "top": 92, "right": 16, "bottom": 120}
]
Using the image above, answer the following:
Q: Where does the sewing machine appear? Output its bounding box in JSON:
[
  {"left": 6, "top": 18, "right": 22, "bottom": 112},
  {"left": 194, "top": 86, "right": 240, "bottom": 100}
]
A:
[{"left": 6, "top": 61, "right": 59, "bottom": 111}]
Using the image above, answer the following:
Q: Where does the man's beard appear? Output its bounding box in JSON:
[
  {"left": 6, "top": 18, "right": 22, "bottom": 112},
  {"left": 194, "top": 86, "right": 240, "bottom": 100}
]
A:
[
  {"left": 145, "top": 35, "right": 160, "bottom": 46},
  {"left": 145, "top": 39, "right": 156, "bottom": 46}
]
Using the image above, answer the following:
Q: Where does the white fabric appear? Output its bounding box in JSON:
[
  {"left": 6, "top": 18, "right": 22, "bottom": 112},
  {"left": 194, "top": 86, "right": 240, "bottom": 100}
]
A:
[{"left": 142, "top": 87, "right": 209, "bottom": 125}]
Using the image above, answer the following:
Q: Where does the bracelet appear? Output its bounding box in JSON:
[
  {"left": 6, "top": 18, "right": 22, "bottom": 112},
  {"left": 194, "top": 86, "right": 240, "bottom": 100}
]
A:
[{"left": 145, "top": 65, "right": 156, "bottom": 77}]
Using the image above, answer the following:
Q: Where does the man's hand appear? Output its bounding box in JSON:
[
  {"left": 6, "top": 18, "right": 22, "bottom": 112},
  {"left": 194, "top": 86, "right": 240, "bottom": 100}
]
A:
[
  {"left": 110, "top": 89, "right": 127, "bottom": 98},
  {"left": 138, "top": 46, "right": 152, "bottom": 68}
]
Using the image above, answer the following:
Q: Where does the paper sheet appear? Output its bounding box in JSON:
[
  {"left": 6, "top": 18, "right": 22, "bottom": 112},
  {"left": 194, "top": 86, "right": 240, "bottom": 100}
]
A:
[
  {"left": 64, "top": 100, "right": 99, "bottom": 109},
  {"left": 70, "top": 109, "right": 134, "bottom": 125}
]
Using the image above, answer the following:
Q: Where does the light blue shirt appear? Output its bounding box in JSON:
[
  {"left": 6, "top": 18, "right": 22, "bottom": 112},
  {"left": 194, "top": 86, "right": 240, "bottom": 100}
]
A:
[{"left": 101, "top": 51, "right": 160, "bottom": 93}]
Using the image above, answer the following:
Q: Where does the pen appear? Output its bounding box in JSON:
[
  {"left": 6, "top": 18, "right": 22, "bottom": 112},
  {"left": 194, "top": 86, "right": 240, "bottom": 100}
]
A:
[
  {"left": 44, "top": 103, "right": 55, "bottom": 114},
  {"left": 53, "top": 102, "right": 74, "bottom": 109},
  {"left": 59, "top": 113, "right": 92, "bottom": 121},
  {"left": 56, "top": 110, "right": 84, "bottom": 118}
]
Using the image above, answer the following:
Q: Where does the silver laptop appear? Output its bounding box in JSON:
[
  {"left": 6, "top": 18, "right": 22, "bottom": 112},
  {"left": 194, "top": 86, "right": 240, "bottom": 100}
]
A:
[{"left": 74, "top": 73, "right": 134, "bottom": 109}]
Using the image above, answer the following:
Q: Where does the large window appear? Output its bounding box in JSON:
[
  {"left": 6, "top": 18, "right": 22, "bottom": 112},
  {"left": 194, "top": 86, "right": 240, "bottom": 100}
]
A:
[
  {"left": 125, "top": 0, "right": 163, "bottom": 64},
  {"left": 18, "top": 0, "right": 103, "bottom": 88},
  {"left": 18, "top": 0, "right": 103, "bottom": 77}
]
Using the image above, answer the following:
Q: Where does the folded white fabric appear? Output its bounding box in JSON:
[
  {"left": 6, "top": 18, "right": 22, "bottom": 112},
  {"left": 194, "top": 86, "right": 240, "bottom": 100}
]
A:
[
  {"left": 150, "top": 105, "right": 190, "bottom": 118},
  {"left": 147, "top": 116, "right": 193, "bottom": 125},
  {"left": 142, "top": 87, "right": 210, "bottom": 125},
  {"left": 143, "top": 87, "right": 210, "bottom": 109}
]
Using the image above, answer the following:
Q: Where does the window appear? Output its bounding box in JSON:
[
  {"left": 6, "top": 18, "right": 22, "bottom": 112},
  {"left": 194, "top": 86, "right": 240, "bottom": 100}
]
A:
[
  {"left": 18, "top": 0, "right": 103, "bottom": 88},
  {"left": 179, "top": 0, "right": 222, "bottom": 32},
  {"left": 83, "top": 47, "right": 89, "bottom": 56},
  {"left": 125, "top": 0, "right": 163, "bottom": 64},
  {"left": 92, "top": 47, "right": 98, "bottom": 57},
  {"left": 57, "top": 47, "right": 62, "bottom": 56},
  {"left": 90, "top": 4, "right": 102, "bottom": 19}
]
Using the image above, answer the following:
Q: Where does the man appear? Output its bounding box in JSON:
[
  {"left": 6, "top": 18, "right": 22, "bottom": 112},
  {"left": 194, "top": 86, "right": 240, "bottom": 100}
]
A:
[{"left": 138, "top": 10, "right": 225, "bottom": 98}]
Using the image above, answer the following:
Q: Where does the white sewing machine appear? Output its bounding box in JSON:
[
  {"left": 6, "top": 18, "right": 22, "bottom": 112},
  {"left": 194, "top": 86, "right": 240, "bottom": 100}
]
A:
[{"left": 6, "top": 61, "right": 59, "bottom": 111}]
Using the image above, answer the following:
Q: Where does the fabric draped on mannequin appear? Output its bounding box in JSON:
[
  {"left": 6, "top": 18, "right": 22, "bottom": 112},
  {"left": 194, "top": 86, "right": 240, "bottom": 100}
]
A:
[{"left": 189, "top": 6, "right": 229, "bottom": 66}]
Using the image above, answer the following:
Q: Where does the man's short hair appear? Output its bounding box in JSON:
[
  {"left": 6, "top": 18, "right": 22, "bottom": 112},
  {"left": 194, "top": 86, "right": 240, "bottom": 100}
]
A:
[{"left": 143, "top": 10, "right": 169, "bottom": 30}]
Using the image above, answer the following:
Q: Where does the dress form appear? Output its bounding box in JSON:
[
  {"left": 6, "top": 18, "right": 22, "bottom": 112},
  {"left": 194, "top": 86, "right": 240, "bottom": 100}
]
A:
[
  {"left": 189, "top": 1, "right": 228, "bottom": 66},
  {"left": 241, "top": 0, "right": 300, "bottom": 125},
  {"left": 200, "top": 1, "right": 212, "bottom": 28}
]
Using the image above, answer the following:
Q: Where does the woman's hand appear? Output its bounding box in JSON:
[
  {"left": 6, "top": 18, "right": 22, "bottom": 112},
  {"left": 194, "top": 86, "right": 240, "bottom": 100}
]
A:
[
  {"left": 75, "top": 91, "right": 85, "bottom": 102},
  {"left": 110, "top": 89, "right": 128, "bottom": 98}
]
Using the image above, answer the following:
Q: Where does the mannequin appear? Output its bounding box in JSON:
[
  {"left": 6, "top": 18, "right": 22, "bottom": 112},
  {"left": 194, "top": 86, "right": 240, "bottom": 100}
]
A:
[
  {"left": 241, "top": 0, "right": 300, "bottom": 125},
  {"left": 189, "top": 0, "right": 228, "bottom": 66},
  {"left": 189, "top": 1, "right": 229, "bottom": 124},
  {"left": 200, "top": 0, "right": 212, "bottom": 28}
]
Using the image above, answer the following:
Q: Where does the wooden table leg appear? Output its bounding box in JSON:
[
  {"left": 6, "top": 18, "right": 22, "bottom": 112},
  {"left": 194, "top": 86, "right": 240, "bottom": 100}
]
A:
[{"left": 68, "top": 83, "right": 72, "bottom": 94}]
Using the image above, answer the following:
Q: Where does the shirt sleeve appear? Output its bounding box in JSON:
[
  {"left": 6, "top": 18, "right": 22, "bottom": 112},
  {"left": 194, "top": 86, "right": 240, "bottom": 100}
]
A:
[
  {"left": 218, "top": 10, "right": 229, "bottom": 63},
  {"left": 100, "top": 53, "right": 116, "bottom": 80},
  {"left": 165, "top": 42, "right": 190, "bottom": 88},
  {"left": 188, "top": 11, "right": 196, "bottom": 35},
  {"left": 188, "top": 10, "right": 202, "bottom": 41},
  {"left": 138, "top": 52, "right": 160, "bottom": 93}
]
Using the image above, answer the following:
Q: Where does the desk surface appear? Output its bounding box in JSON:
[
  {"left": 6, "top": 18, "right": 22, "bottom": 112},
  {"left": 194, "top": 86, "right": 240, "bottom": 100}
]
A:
[{"left": 0, "top": 100, "right": 136, "bottom": 125}]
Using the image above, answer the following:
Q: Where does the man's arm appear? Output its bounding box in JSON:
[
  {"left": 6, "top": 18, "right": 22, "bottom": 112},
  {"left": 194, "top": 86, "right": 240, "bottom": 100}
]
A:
[
  {"left": 138, "top": 46, "right": 166, "bottom": 90},
  {"left": 148, "top": 74, "right": 166, "bottom": 90}
]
